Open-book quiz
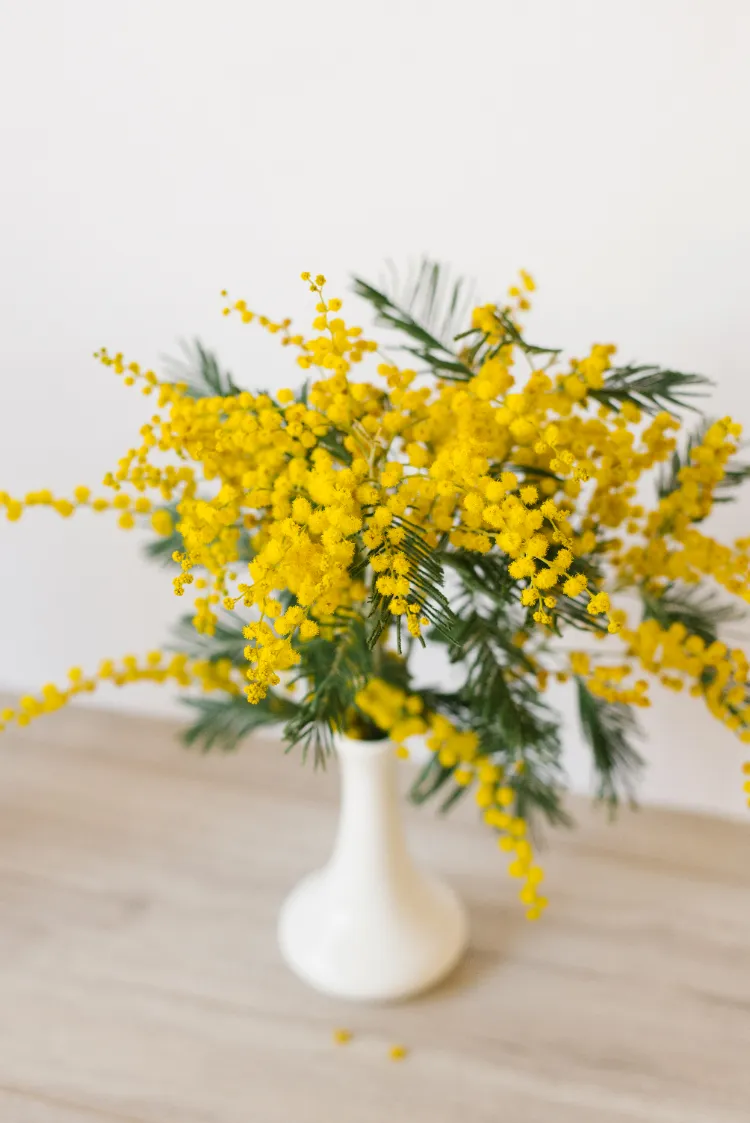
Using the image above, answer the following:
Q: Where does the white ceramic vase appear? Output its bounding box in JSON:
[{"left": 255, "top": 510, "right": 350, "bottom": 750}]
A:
[{"left": 278, "top": 732, "right": 469, "bottom": 1002}]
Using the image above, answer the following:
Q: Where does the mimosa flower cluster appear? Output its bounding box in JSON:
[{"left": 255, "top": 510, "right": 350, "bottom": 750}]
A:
[{"left": 3, "top": 262, "right": 750, "bottom": 916}]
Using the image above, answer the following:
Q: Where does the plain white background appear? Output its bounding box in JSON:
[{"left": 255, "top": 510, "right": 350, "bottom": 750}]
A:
[{"left": 1, "top": 0, "right": 749, "bottom": 815}]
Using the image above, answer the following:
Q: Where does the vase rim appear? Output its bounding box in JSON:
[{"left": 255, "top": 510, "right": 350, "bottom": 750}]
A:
[{"left": 333, "top": 731, "right": 392, "bottom": 756}]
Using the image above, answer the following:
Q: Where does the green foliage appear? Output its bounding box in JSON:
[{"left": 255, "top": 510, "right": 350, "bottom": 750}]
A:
[
  {"left": 145, "top": 529, "right": 184, "bottom": 566},
  {"left": 441, "top": 549, "right": 518, "bottom": 611},
  {"left": 442, "top": 547, "right": 606, "bottom": 638},
  {"left": 170, "top": 611, "right": 249, "bottom": 666},
  {"left": 408, "top": 751, "right": 463, "bottom": 812},
  {"left": 720, "top": 459, "right": 750, "bottom": 495},
  {"left": 317, "top": 430, "right": 353, "bottom": 466},
  {"left": 590, "top": 364, "right": 711, "bottom": 415},
  {"left": 641, "top": 581, "right": 745, "bottom": 648},
  {"left": 551, "top": 588, "right": 609, "bottom": 636},
  {"left": 177, "top": 612, "right": 403, "bottom": 757},
  {"left": 165, "top": 340, "right": 243, "bottom": 398},
  {"left": 364, "top": 519, "right": 458, "bottom": 651},
  {"left": 352, "top": 270, "right": 474, "bottom": 380},
  {"left": 409, "top": 557, "right": 569, "bottom": 829},
  {"left": 463, "top": 313, "right": 561, "bottom": 370},
  {"left": 575, "top": 678, "right": 642, "bottom": 807},
  {"left": 383, "top": 258, "right": 476, "bottom": 347},
  {"left": 657, "top": 418, "right": 710, "bottom": 501},
  {"left": 472, "top": 670, "right": 568, "bottom": 830},
  {"left": 283, "top": 614, "right": 375, "bottom": 765},
  {"left": 372, "top": 647, "right": 413, "bottom": 693},
  {"left": 409, "top": 667, "right": 570, "bottom": 831},
  {"left": 353, "top": 260, "right": 560, "bottom": 381},
  {"left": 143, "top": 502, "right": 183, "bottom": 566},
  {"left": 355, "top": 260, "right": 711, "bottom": 424},
  {"left": 182, "top": 690, "right": 299, "bottom": 753}
]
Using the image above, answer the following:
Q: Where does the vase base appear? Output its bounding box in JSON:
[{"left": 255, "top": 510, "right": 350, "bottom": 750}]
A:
[{"left": 278, "top": 868, "right": 469, "bottom": 1002}]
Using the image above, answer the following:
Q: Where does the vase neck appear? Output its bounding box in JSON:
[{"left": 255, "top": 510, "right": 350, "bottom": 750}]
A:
[{"left": 327, "top": 736, "right": 415, "bottom": 887}]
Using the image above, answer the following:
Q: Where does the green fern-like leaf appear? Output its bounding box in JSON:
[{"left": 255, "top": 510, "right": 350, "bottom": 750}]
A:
[
  {"left": 590, "top": 364, "right": 711, "bottom": 416},
  {"left": 363, "top": 519, "right": 458, "bottom": 652},
  {"left": 575, "top": 678, "right": 642, "bottom": 807},
  {"left": 181, "top": 690, "right": 299, "bottom": 753},
  {"left": 641, "top": 581, "right": 746, "bottom": 648},
  {"left": 170, "top": 611, "right": 250, "bottom": 666},
  {"left": 408, "top": 597, "right": 569, "bottom": 831},
  {"left": 144, "top": 530, "right": 184, "bottom": 566},
  {"left": 355, "top": 258, "right": 475, "bottom": 347},
  {"left": 352, "top": 265, "right": 475, "bottom": 381},
  {"left": 143, "top": 502, "right": 183, "bottom": 566},
  {"left": 283, "top": 614, "right": 375, "bottom": 765},
  {"left": 164, "top": 340, "right": 243, "bottom": 398},
  {"left": 353, "top": 260, "right": 560, "bottom": 381}
]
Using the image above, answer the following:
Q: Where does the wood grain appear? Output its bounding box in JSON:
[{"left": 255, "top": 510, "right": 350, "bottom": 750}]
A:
[{"left": 0, "top": 702, "right": 749, "bottom": 1122}]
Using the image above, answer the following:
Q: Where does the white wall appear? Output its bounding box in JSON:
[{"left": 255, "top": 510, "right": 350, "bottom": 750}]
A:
[{"left": 1, "top": 0, "right": 750, "bottom": 816}]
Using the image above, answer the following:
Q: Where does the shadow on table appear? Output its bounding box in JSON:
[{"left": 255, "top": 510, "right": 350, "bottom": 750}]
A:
[{"left": 408, "top": 898, "right": 527, "bottom": 1006}]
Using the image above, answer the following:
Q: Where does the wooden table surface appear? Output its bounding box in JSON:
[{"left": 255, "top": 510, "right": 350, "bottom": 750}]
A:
[{"left": 0, "top": 703, "right": 749, "bottom": 1122}]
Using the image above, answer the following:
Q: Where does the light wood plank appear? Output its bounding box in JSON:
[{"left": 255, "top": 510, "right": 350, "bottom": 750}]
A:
[{"left": 0, "top": 703, "right": 749, "bottom": 1122}]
